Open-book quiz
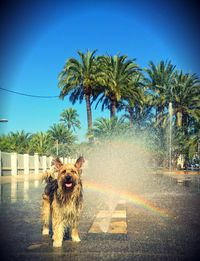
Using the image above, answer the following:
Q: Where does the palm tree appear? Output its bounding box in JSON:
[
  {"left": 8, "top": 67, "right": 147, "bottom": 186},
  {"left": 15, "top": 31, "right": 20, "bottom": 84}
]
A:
[
  {"left": 186, "top": 123, "right": 200, "bottom": 160},
  {"left": 120, "top": 73, "right": 144, "bottom": 128},
  {"left": 9, "top": 130, "right": 31, "bottom": 153},
  {"left": 59, "top": 50, "right": 101, "bottom": 131},
  {"left": 92, "top": 117, "right": 128, "bottom": 140},
  {"left": 145, "top": 60, "right": 176, "bottom": 127},
  {"left": 0, "top": 134, "right": 12, "bottom": 152},
  {"left": 48, "top": 123, "right": 77, "bottom": 157},
  {"left": 29, "top": 132, "right": 52, "bottom": 155},
  {"left": 170, "top": 71, "right": 200, "bottom": 127},
  {"left": 94, "top": 54, "right": 140, "bottom": 118},
  {"left": 60, "top": 108, "right": 81, "bottom": 131},
  {"left": 48, "top": 123, "right": 76, "bottom": 144}
]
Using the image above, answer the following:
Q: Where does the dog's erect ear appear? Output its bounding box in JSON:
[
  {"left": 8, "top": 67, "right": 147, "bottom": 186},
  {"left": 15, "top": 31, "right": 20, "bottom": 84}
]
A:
[
  {"left": 74, "top": 156, "right": 85, "bottom": 171},
  {"left": 51, "top": 157, "right": 63, "bottom": 170}
]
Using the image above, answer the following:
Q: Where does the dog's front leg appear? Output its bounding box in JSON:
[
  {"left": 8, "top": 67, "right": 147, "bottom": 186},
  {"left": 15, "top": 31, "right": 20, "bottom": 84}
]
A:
[
  {"left": 71, "top": 225, "right": 81, "bottom": 242},
  {"left": 52, "top": 221, "right": 64, "bottom": 247},
  {"left": 52, "top": 211, "right": 64, "bottom": 247},
  {"left": 41, "top": 195, "right": 50, "bottom": 235}
]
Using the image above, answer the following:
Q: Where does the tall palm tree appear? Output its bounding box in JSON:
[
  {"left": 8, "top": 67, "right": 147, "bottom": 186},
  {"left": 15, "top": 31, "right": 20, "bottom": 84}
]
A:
[
  {"left": 170, "top": 71, "right": 200, "bottom": 127},
  {"left": 60, "top": 108, "right": 81, "bottom": 131},
  {"left": 145, "top": 60, "right": 176, "bottom": 127},
  {"left": 94, "top": 54, "right": 140, "bottom": 118},
  {"left": 59, "top": 50, "right": 101, "bottom": 131},
  {"left": 120, "top": 73, "right": 144, "bottom": 128}
]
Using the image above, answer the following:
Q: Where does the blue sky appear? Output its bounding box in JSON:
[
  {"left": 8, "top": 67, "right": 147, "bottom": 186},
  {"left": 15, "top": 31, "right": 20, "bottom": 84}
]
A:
[{"left": 0, "top": 0, "right": 199, "bottom": 141}]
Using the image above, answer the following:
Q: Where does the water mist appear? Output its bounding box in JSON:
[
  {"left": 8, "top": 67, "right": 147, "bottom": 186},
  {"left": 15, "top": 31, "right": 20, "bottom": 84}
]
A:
[{"left": 83, "top": 135, "right": 154, "bottom": 232}]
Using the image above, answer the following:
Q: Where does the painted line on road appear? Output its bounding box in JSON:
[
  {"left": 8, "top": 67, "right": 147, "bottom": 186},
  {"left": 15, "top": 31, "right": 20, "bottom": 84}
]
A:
[{"left": 88, "top": 200, "right": 127, "bottom": 234}]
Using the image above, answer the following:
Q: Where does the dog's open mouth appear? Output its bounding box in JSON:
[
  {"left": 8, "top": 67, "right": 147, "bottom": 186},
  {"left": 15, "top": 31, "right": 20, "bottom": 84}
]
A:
[{"left": 65, "top": 182, "right": 73, "bottom": 188}]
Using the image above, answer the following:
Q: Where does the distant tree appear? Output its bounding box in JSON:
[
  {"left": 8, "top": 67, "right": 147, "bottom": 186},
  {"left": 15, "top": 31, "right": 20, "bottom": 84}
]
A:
[
  {"left": 48, "top": 123, "right": 76, "bottom": 144},
  {"left": 29, "top": 132, "right": 52, "bottom": 155},
  {"left": 10, "top": 131, "right": 31, "bottom": 153},
  {"left": 0, "top": 134, "right": 12, "bottom": 152},
  {"left": 47, "top": 123, "right": 77, "bottom": 157},
  {"left": 60, "top": 108, "right": 81, "bottom": 131},
  {"left": 0, "top": 131, "right": 31, "bottom": 153},
  {"left": 92, "top": 117, "right": 129, "bottom": 140}
]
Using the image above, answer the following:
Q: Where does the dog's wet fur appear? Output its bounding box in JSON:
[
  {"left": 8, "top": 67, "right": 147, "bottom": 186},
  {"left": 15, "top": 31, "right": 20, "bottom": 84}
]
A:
[{"left": 41, "top": 157, "right": 84, "bottom": 247}]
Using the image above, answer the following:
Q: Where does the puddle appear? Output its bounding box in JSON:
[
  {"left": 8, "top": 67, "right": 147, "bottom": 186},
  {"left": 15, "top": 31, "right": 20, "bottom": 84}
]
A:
[
  {"left": 27, "top": 242, "right": 48, "bottom": 250},
  {"left": 175, "top": 175, "right": 200, "bottom": 193}
]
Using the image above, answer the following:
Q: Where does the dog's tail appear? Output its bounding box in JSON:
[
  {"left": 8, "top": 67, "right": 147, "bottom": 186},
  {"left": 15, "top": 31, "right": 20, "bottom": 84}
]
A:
[{"left": 41, "top": 171, "right": 54, "bottom": 183}]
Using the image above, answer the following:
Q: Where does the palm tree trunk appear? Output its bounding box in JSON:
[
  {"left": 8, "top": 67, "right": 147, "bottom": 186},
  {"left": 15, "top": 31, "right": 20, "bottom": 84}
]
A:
[
  {"left": 110, "top": 99, "right": 116, "bottom": 118},
  {"left": 128, "top": 107, "right": 134, "bottom": 127},
  {"left": 85, "top": 94, "right": 92, "bottom": 130},
  {"left": 157, "top": 106, "right": 163, "bottom": 127},
  {"left": 176, "top": 111, "right": 183, "bottom": 127}
]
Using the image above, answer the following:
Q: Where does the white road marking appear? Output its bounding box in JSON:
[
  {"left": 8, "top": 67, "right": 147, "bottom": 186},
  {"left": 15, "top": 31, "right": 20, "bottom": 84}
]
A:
[{"left": 88, "top": 200, "right": 127, "bottom": 234}]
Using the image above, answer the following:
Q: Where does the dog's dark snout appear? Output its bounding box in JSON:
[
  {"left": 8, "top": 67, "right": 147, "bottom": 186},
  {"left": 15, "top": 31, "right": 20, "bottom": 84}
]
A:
[{"left": 66, "top": 175, "right": 72, "bottom": 182}]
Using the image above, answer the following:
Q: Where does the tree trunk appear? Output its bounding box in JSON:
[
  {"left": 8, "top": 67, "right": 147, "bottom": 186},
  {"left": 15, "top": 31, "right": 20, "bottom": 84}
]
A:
[
  {"left": 85, "top": 94, "right": 92, "bottom": 130},
  {"left": 128, "top": 107, "right": 134, "bottom": 128},
  {"left": 157, "top": 106, "right": 163, "bottom": 127},
  {"left": 110, "top": 99, "right": 116, "bottom": 118},
  {"left": 176, "top": 111, "right": 183, "bottom": 127}
]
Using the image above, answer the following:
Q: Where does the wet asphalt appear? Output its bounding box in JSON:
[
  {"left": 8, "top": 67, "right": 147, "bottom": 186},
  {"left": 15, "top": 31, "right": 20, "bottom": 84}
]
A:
[{"left": 0, "top": 173, "right": 200, "bottom": 261}]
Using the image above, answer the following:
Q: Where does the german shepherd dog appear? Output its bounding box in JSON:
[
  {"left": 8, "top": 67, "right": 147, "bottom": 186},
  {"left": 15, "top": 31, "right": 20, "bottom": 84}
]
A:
[{"left": 41, "top": 157, "right": 84, "bottom": 247}]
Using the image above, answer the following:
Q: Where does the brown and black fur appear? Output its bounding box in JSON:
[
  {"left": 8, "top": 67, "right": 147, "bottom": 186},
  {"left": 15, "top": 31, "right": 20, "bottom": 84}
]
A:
[{"left": 41, "top": 158, "right": 84, "bottom": 247}]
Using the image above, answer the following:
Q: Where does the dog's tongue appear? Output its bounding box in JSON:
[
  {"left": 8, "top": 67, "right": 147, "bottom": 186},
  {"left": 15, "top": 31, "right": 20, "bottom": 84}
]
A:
[{"left": 65, "top": 183, "right": 72, "bottom": 188}]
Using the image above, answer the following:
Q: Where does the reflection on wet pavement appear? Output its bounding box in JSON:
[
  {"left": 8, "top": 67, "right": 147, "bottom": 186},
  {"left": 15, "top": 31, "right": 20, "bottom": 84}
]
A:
[
  {"left": 169, "top": 174, "right": 200, "bottom": 193},
  {"left": 0, "top": 178, "right": 40, "bottom": 204},
  {"left": 0, "top": 174, "right": 200, "bottom": 261}
]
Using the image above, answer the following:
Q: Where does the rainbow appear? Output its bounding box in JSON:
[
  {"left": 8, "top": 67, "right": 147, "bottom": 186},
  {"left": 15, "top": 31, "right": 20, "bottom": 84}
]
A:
[{"left": 83, "top": 180, "right": 173, "bottom": 218}]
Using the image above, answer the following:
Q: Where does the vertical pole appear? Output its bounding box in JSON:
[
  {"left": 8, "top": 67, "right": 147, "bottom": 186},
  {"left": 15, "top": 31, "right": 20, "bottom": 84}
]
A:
[
  {"left": 34, "top": 153, "right": 39, "bottom": 174},
  {"left": 11, "top": 152, "right": 17, "bottom": 176},
  {"left": 169, "top": 102, "right": 173, "bottom": 174},
  {"left": 24, "top": 154, "right": 29, "bottom": 175},
  {"left": 0, "top": 151, "right": 2, "bottom": 176}
]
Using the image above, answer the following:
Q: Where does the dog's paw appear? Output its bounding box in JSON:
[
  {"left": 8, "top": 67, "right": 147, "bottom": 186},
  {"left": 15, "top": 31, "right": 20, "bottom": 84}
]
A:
[
  {"left": 72, "top": 236, "right": 81, "bottom": 242},
  {"left": 42, "top": 227, "right": 49, "bottom": 235},
  {"left": 53, "top": 241, "right": 62, "bottom": 248}
]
